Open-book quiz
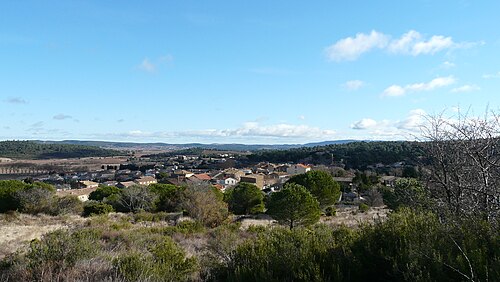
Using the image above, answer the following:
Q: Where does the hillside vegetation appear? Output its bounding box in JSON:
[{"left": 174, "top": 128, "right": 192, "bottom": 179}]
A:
[
  {"left": 247, "top": 141, "right": 424, "bottom": 169},
  {"left": 0, "top": 141, "right": 123, "bottom": 159}
]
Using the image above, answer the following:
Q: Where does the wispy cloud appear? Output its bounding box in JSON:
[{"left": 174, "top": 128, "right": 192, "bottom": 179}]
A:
[
  {"left": 101, "top": 122, "right": 336, "bottom": 141},
  {"left": 343, "top": 80, "right": 365, "bottom": 91},
  {"left": 138, "top": 58, "right": 156, "bottom": 73},
  {"left": 450, "top": 84, "right": 480, "bottom": 93},
  {"left": 441, "top": 61, "right": 456, "bottom": 69},
  {"left": 53, "top": 114, "right": 73, "bottom": 120},
  {"left": 382, "top": 76, "right": 456, "bottom": 97},
  {"left": 483, "top": 71, "right": 500, "bottom": 79},
  {"left": 326, "top": 30, "right": 481, "bottom": 61},
  {"left": 3, "top": 97, "right": 28, "bottom": 104},
  {"left": 138, "top": 54, "right": 174, "bottom": 73}
]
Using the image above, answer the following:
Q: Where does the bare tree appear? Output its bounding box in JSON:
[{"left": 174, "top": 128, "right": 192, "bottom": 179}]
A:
[
  {"left": 118, "top": 185, "right": 157, "bottom": 213},
  {"left": 421, "top": 109, "right": 500, "bottom": 224}
]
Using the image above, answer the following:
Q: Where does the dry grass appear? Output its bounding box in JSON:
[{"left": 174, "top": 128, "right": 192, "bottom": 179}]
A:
[
  {"left": 320, "top": 205, "right": 390, "bottom": 227},
  {"left": 0, "top": 213, "right": 87, "bottom": 259}
]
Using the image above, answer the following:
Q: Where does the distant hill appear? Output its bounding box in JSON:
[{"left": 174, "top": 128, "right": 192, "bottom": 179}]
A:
[
  {"left": 33, "top": 139, "right": 362, "bottom": 152},
  {"left": 0, "top": 141, "right": 124, "bottom": 159},
  {"left": 246, "top": 141, "right": 424, "bottom": 169}
]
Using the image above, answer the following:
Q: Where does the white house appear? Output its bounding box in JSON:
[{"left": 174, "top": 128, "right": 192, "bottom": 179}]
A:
[
  {"left": 218, "top": 177, "right": 238, "bottom": 189},
  {"left": 286, "top": 164, "right": 311, "bottom": 175}
]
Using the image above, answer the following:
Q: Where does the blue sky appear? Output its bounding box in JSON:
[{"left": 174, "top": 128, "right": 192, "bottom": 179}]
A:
[{"left": 1, "top": 0, "right": 500, "bottom": 144}]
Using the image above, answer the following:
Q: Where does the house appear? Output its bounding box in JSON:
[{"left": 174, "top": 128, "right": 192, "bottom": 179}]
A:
[
  {"left": 381, "top": 176, "right": 397, "bottom": 187},
  {"left": 333, "top": 177, "right": 354, "bottom": 192},
  {"left": 101, "top": 181, "right": 118, "bottom": 187},
  {"left": 117, "top": 181, "right": 136, "bottom": 188},
  {"left": 193, "top": 173, "right": 212, "bottom": 181},
  {"left": 134, "top": 176, "right": 157, "bottom": 186},
  {"left": 223, "top": 168, "right": 245, "bottom": 181},
  {"left": 217, "top": 177, "right": 238, "bottom": 189},
  {"left": 240, "top": 174, "right": 265, "bottom": 189},
  {"left": 72, "top": 180, "right": 99, "bottom": 189},
  {"left": 56, "top": 187, "right": 97, "bottom": 202},
  {"left": 173, "top": 169, "right": 195, "bottom": 179},
  {"left": 286, "top": 164, "right": 311, "bottom": 175}
]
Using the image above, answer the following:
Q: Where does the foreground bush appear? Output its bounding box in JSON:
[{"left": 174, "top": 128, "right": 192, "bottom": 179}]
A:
[
  {"left": 113, "top": 237, "right": 198, "bottom": 282},
  {"left": 214, "top": 209, "right": 500, "bottom": 282},
  {"left": 83, "top": 201, "right": 114, "bottom": 217}
]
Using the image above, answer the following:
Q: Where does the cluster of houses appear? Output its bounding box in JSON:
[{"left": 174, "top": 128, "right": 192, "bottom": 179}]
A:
[
  {"left": 16, "top": 152, "right": 405, "bottom": 203},
  {"left": 52, "top": 162, "right": 316, "bottom": 202}
]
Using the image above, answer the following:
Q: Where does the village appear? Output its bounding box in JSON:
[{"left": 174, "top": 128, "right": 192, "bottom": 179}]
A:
[{"left": 4, "top": 151, "right": 403, "bottom": 204}]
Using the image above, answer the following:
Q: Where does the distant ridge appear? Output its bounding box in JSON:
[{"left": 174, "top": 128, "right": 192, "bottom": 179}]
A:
[{"left": 33, "top": 139, "right": 365, "bottom": 152}]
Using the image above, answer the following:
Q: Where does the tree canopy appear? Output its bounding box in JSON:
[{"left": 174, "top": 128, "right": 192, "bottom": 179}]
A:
[
  {"left": 266, "top": 183, "right": 321, "bottom": 229},
  {"left": 287, "top": 170, "right": 341, "bottom": 208},
  {"left": 225, "top": 183, "right": 264, "bottom": 215}
]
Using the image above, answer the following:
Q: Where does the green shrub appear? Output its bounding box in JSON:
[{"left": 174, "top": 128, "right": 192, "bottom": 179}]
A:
[
  {"left": 325, "top": 206, "right": 337, "bottom": 216},
  {"left": 52, "top": 195, "right": 84, "bottom": 215},
  {"left": 358, "top": 203, "right": 369, "bottom": 213},
  {"left": 113, "top": 252, "right": 150, "bottom": 281},
  {"left": 83, "top": 201, "right": 114, "bottom": 217},
  {"left": 24, "top": 229, "right": 99, "bottom": 280},
  {"left": 114, "top": 238, "right": 198, "bottom": 282}
]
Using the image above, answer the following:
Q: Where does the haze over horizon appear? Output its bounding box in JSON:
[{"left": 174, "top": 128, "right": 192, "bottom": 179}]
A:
[{"left": 1, "top": 1, "right": 499, "bottom": 144}]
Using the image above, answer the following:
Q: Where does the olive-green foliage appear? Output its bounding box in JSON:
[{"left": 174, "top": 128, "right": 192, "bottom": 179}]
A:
[
  {"left": 358, "top": 203, "right": 369, "bottom": 213},
  {"left": 114, "top": 237, "right": 198, "bottom": 282},
  {"left": 287, "top": 170, "right": 341, "bottom": 208},
  {"left": 0, "top": 180, "right": 28, "bottom": 212},
  {"left": 15, "top": 186, "right": 55, "bottom": 215},
  {"left": 88, "top": 185, "right": 121, "bottom": 201},
  {"left": 0, "top": 180, "right": 55, "bottom": 213},
  {"left": 266, "top": 183, "right": 321, "bottom": 229},
  {"left": 382, "top": 178, "right": 429, "bottom": 210},
  {"left": 226, "top": 183, "right": 264, "bottom": 215},
  {"left": 149, "top": 183, "right": 182, "bottom": 212},
  {"left": 162, "top": 220, "right": 206, "bottom": 236},
  {"left": 247, "top": 141, "right": 423, "bottom": 169},
  {"left": 217, "top": 225, "right": 356, "bottom": 282},
  {"left": 118, "top": 185, "right": 158, "bottom": 213},
  {"left": 325, "top": 206, "right": 337, "bottom": 216},
  {"left": 22, "top": 229, "right": 99, "bottom": 281},
  {"left": 0, "top": 140, "right": 122, "bottom": 159},
  {"left": 83, "top": 201, "right": 114, "bottom": 217},
  {"left": 181, "top": 184, "right": 229, "bottom": 227},
  {"left": 214, "top": 209, "right": 500, "bottom": 282}
]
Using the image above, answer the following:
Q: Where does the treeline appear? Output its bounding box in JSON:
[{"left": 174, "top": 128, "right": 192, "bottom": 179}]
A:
[
  {"left": 0, "top": 141, "right": 124, "bottom": 159},
  {"left": 246, "top": 141, "right": 424, "bottom": 169}
]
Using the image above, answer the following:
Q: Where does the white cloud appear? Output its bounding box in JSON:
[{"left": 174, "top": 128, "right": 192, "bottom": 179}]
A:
[
  {"left": 388, "top": 30, "right": 421, "bottom": 54},
  {"left": 351, "top": 118, "right": 378, "bottom": 130},
  {"left": 106, "top": 122, "right": 336, "bottom": 141},
  {"left": 326, "top": 30, "right": 480, "bottom": 61},
  {"left": 350, "top": 109, "right": 427, "bottom": 139},
  {"left": 483, "top": 72, "right": 500, "bottom": 79},
  {"left": 441, "top": 61, "right": 456, "bottom": 69},
  {"left": 411, "top": 35, "right": 454, "bottom": 55},
  {"left": 450, "top": 84, "right": 480, "bottom": 93},
  {"left": 343, "top": 80, "right": 365, "bottom": 91},
  {"left": 298, "top": 115, "right": 306, "bottom": 120},
  {"left": 382, "top": 76, "right": 456, "bottom": 97},
  {"left": 382, "top": 85, "right": 406, "bottom": 97},
  {"left": 325, "top": 30, "right": 389, "bottom": 61},
  {"left": 139, "top": 58, "right": 156, "bottom": 73}
]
